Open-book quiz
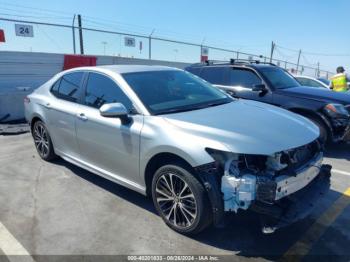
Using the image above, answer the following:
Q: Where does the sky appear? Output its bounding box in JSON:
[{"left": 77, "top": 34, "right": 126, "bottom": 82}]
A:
[{"left": 0, "top": 0, "right": 349, "bottom": 75}]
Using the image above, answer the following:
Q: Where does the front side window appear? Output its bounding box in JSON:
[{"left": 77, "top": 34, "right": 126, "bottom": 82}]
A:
[
  {"left": 260, "top": 67, "right": 300, "bottom": 89},
  {"left": 84, "top": 72, "right": 133, "bottom": 110},
  {"left": 51, "top": 72, "right": 84, "bottom": 102},
  {"left": 228, "top": 69, "right": 262, "bottom": 88},
  {"left": 122, "top": 70, "right": 232, "bottom": 115}
]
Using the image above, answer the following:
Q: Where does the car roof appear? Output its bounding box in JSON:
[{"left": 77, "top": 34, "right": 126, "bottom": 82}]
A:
[
  {"left": 186, "top": 63, "right": 275, "bottom": 70},
  {"left": 98, "top": 65, "right": 178, "bottom": 74},
  {"left": 65, "top": 65, "right": 180, "bottom": 75}
]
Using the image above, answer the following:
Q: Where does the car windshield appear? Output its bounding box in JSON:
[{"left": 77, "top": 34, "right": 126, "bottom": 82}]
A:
[
  {"left": 259, "top": 67, "right": 301, "bottom": 89},
  {"left": 122, "top": 70, "right": 232, "bottom": 115}
]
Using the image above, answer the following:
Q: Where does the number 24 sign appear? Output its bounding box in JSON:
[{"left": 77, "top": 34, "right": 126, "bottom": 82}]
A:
[{"left": 15, "top": 24, "right": 34, "bottom": 37}]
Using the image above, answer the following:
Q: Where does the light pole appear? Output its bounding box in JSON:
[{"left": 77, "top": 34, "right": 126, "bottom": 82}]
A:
[
  {"left": 72, "top": 14, "right": 76, "bottom": 54},
  {"left": 173, "top": 49, "right": 178, "bottom": 61},
  {"left": 101, "top": 41, "right": 107, "bottom": 56},
  {"left": 149, "top": 29, "right": 155, "bottom": 60}
]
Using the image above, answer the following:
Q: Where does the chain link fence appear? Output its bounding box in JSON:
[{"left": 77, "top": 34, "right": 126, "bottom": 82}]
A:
[{"left": 0, "top": 17, "right": 333, "bottom": 78}]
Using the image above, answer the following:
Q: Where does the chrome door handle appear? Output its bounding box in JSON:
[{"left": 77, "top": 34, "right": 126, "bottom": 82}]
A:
[{"left": 77, "top": 113, "right": 88, "bottom": 121}]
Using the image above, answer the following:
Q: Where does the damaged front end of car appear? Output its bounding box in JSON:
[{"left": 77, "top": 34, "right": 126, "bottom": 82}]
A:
[{"left": 195, "top": 140, "right": 331, "bottom": 234}]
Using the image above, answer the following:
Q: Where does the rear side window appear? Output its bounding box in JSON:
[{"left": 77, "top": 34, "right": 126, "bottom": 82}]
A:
[
  {"left": 186, "top": 67, "right": 202, "bottom": 77},
  {"left": 228, "top": 69, "right": 262, "bottom": 88},
  {"left": 84, "top": 72, "right": 133, "bottom": 110},
  {"left": 50, "top": 72, "right": 84, "bottom": 102},
  {"left": 200, "top": 67, "right": 228, "bottom": 85},
  {"left": 51, "top": 79, "right": 61, "bottom": 95}
]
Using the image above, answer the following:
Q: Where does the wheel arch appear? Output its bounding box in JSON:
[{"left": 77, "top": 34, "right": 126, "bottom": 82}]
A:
[
  {"left": 289, "top": 108, "right": 333, "bottom": 134},
  {"left": 144, "top": 152, "right": 196, "bottom": 196},
  {"left": 30, "top": 115, "right": 44, "bottom": 132}
]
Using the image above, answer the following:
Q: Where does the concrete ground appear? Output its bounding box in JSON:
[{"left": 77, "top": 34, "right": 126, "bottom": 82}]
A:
[{"left": 0, "top": 133, "right": 349, "bottom": 261}]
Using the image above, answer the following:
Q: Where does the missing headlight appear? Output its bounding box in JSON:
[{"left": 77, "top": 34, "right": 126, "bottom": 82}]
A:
[{"left": 221, "top": 158, "right": 257, "bottom": 212}]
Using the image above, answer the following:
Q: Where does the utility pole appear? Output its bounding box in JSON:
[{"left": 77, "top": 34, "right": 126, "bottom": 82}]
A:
[
  {"left": 72, "top": 14, "right": 76, "bottom": 54},
  {"left": 296, "top": 49, "right": 302, "bottom": 74},
  {"left": 148, "top": 29, "right": 155, "bottom": 60},
  {"left": 101, "top": 41, "right": 107, "bottom": 55},
  {"left": 77, "top": 14, "right": 84, "bottom": 55},
  {"left": 269, "top": 41, "right": 275, "bottom": 63},
  {"left": 317, "top": 62, "right": 320, "bottom": 77}
]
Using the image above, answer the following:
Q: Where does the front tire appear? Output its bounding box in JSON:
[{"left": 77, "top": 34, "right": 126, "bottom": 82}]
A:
[
  {"left": 309, "top": 117, "right": 329, "bottom": 146},
  {"left": 32, "top": 120, "right": 57, "bottom": 161},
  {"left": 151, "top": 163, "right": 212, "bottom": 235}
]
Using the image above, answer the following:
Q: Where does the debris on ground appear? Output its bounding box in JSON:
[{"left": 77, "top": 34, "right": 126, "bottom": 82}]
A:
[{"left": 0, "top": 119, "right": 30, "bottom": 135}]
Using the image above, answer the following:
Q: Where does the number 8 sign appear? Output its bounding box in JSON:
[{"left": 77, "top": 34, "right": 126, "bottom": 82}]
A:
[{"left": 15, "top": 24, "right": 34, "bottom": 37}]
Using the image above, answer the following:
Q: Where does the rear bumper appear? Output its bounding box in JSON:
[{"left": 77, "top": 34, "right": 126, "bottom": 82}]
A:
[{"left": 250, "top": 164, "right": 331, "bottom": 233}]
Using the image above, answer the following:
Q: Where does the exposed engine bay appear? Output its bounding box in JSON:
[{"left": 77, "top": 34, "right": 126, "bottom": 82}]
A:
[
  {"left": 198, "top": 139, "right": 331, "bottom": 233},
  {"left": 220, "top": 140, "right": 322, "bottom": 212}
]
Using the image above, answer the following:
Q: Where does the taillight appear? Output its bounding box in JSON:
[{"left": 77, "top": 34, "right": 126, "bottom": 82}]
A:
[{"left": 24, "top": 96, "right": 30, "bottom": 103}]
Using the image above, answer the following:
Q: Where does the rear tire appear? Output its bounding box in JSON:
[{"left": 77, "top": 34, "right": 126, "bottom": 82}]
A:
[
  {"left": 32, "top": 120, "right": 57, "bottom": 161},
  {"left": 151, "top": 163, "right": 212, "bottom": 235}
]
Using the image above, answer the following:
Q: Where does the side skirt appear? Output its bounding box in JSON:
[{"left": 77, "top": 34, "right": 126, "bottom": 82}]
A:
[{"left": 55, "top": 149, "right": 147, "bottom": 196}]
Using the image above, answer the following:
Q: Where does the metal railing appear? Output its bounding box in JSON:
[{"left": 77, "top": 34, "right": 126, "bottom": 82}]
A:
[{"left": 0, "top": 16, "right": 333, "bottom": 78}]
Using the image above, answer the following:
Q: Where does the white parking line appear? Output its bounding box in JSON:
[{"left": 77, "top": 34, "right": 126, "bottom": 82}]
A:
[
  {"left": 332, "top": 169, "right": 350, "bottom": 177},
  {"left": 0, "top": 221, "right": 34, "bottom": 261}
]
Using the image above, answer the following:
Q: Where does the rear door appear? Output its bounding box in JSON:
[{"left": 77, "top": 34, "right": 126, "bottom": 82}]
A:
[
  {"left": 75, "top": 72, "right": 143, "bottom": 185},
  {"left": 46, "top": 71, "right": 84, "bottom": 158}
]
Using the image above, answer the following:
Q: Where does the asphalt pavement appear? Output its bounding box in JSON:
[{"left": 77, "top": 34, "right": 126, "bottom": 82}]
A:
[{"left": 0, "top": 133, "right": 349, "bottom": 261}]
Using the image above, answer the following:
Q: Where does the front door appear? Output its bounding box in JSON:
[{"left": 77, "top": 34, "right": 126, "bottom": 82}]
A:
[
  {"left": 224, "top": 68, "right": 273, "bottom": 103},
  {"left": 75, "top": 72, "right": 143, "bottom": 185}
]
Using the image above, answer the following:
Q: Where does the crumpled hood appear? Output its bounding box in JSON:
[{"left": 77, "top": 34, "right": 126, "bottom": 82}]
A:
[
  {"left": 279, "top": 86, "right": 350, "bottom": 104},
  {"left": 162, "top": 100, "right": 319, "bottom": 155}
]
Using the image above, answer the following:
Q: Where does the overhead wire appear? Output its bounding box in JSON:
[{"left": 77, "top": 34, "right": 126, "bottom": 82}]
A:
[
  {"left": 0, "top": 6, "right": 71, "bottom": 19},
  {"left": 0, "top": 2, "right": 338, "bottom": 72},
  {"left": 0, "top": 12, "right": 71, "bottom": 20},
  {"left": 276, "top": 44, "right": 350, "bottom": 57},
  {"left": 0, "top": 2, "right": 73, "bottom": 15},
  {"left": 35, "top": 24, "right": 63, "bottom": 51}
]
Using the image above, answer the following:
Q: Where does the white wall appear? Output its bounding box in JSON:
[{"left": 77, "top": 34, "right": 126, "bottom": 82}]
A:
[{"left": 0, "top": 51, "right": 191, "bottom": 121}]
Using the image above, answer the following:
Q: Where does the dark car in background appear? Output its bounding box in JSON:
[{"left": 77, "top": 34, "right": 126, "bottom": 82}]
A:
[{"left": 186, "top": 60, "right": 350, "bottom": 145}]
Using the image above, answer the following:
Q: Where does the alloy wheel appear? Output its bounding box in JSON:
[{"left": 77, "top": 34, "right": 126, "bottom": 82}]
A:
[
  {"left": 33, "top": 122, "right": 50, "bottom": 158},
  {"left": 155, "top": 172, "right": 197, "bottom": 229}
]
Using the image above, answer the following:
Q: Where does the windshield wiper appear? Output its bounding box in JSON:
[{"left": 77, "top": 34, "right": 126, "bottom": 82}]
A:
[
  {"left": 155, "top": 100, "right": 231, "bottom": 115},
  {"left": 206, "top": 100, "right": 231, "bottom": 107},
  {"left": 155, "top": 107, "right": 198, "bottom": 115}
]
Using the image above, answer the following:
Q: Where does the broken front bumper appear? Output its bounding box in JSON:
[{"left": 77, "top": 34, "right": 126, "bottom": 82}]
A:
[
  {"left": 250, "top": 164, "right": 331, "bottom": 233},
  {"left": 274, "top": 152, "right": 323, "bottom": 200}
]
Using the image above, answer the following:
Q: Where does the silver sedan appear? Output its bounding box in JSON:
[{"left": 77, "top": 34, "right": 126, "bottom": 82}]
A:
[{"left": 25, "top": 65, "right": 330, "bottom": 234}]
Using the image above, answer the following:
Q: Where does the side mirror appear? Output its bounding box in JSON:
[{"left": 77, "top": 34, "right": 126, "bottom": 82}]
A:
[
  {"left": 252, "top": 84, "right": 267, "bottom": 92},
  {"left": 99, "top": 103, "right": 131, "bottom": 124}
]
